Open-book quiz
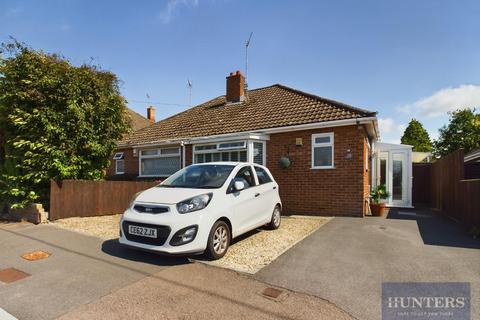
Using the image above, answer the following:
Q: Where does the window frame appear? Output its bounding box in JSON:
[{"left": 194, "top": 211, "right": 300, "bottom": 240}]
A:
[
  {"left": 113, "top": 152, "right": 124, "bottom": 160},
  {"left": 254, "top": 166, "right": 273, "bottom": 185},
  {"left": 227, "top": 165, "right": 257, "bottom": 193},
  {"left": 311, "top": 132, "right": 335, "bottom": 169},
  {"left": 115, "top": 159, "right": 125, "bottom": 175},
  {"left": 250, "top": 140, "right": 266, "bottom": 166},
  {"left": 139, "top": 147, "right": 181, "bottom": 177},
  {"left": 192, "top": 140, "right": 267, "bottom": 166}
]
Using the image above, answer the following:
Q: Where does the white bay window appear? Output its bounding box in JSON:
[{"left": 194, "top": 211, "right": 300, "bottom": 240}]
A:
[{"left": 193, "top": 140, "right": 265, "bottom": 165}]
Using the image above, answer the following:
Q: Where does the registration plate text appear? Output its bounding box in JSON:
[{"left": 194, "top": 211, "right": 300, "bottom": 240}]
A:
[{"left": 128, "top": 225, "right": 157, "bottom": 238}]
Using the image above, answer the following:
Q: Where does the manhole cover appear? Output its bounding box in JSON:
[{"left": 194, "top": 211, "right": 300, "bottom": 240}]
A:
[
  {"left": 21, "top": 250, "right": 51, "bottom": 261},
  {"left": 0, "top": 268, "right": 30, "bottom": 283},
  {"left": 262, "top": 287, "right": 284, "bottom": 299}
]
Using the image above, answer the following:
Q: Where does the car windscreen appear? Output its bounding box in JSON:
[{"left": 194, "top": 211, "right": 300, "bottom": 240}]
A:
[{"left": 157, "top": 164, "right": 235, "bottom": 189}]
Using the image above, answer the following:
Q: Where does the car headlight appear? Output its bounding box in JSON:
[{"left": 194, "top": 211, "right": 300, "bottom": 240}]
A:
[
  {"left": 128, "top": 191, "right": 142, "bottom": 208},
  {"left": 177, "top": 193, "right": 212, "bottom": 214}
]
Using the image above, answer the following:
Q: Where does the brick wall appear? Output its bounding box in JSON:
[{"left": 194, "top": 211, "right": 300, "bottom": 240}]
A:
[
  {"left": 267, "top": 125, "right": 368, "bottom": 217},
  {"left": 106, "top": 148, "right": 139, "bottom": 180},
  {"left": 107, "top": 144, "right": 190, "bottom": 180},
  {"left": 106, "top": 125, "right": 370, "bottom": 217},
  {"left": 185, "top": 144, "right": 193, "bottom": 166}
]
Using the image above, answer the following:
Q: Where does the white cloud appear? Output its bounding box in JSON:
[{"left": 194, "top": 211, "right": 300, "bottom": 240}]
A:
[
  {"left": 400, "top": 84, "right": 480, "bottom": 118},
  {"left": 378, "top": 117, "right": 406, "bottom": 134},
  {"left": 159, "top": 0, "right": 199, "bottom": 24},
  {"left": 378, "top": 118, "right": 406, "bottom": 144}
]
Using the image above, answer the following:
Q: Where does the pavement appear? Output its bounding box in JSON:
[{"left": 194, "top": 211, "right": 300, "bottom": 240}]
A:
[
  {"left": 57, "top": 263, "right": 351, "bottom": 320},
  {"left": 0, "top": 222, "right": 187, "bottom": 320},
  {"left": 0, "top": 221, "right": 351, "bottom": 320},
  {"left": 254, "top": 209, "right": 480, "bottom": 320}
]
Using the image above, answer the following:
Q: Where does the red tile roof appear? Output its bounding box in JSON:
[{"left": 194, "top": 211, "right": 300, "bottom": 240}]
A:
[
  {"left": 121, "top": 84, "right": 376, "bottom": 146},
  {"left": 125, "top": 108, "right": 151, "bottom": 131}
]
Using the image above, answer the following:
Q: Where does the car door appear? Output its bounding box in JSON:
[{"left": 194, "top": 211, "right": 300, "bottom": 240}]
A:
[
  {"left": 227, "top": 165, "right": 263, "bottom": 236},
  {"left": 253, "top": 166, "right": 277, "bottom": 222}
]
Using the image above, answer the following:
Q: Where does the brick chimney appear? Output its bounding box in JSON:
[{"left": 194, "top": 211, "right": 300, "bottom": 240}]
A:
[
  {"left": 226, "top": 70, "right": 245, "bottom": 103},
  {"left": 147, "top": 106, "right": 156, "bottom": 123}
]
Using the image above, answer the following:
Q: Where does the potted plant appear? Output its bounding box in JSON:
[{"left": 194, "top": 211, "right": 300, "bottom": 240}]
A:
[
  {"left": 370, "top": 185, "right": 389, "bottom": 216},
  {"left": 278, "top": 156, "right": 291, "bottom": 169}
]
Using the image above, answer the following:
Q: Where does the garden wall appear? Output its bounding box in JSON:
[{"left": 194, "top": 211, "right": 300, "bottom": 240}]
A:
[{"left": 49, "top": 180, "right": 158, "bottom": 220}]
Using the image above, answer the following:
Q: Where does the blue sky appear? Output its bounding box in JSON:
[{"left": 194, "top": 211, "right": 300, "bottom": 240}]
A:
[{"left": 1, "top": 0, "right": 479, "bottom": 143}]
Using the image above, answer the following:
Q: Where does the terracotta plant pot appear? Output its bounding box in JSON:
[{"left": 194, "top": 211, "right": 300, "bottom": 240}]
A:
[{"left": 370, "top": 202, "right": 386, "bottom": 217}]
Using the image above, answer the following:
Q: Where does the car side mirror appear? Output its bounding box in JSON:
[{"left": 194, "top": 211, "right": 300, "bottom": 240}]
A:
[{"left": 234, "top": 180, "right": 245, "bottom": 191}]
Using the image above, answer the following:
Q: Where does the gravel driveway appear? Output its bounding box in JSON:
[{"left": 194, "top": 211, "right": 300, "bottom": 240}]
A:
[{"left": 53, "top": 215, "right": 331, "bottom": 273}]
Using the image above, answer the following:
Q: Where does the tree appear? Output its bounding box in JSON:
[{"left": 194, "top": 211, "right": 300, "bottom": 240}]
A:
[
  {"left": 433, "top": 108, "right": 480, "bottom": 158},
  {"left": 400, "top": 119, "right": 433, "bottom": 152},
  {"left": 0, "top": 40, "right": 130, "bottom": 208}
]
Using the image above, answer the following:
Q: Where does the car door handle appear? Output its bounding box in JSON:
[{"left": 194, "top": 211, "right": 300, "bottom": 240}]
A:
[
  {"left": 273, "top": 186, "right": 277, "bottom": 190},
  {"left": 254, "top": 193, "right": 260, "bottom": 197}
]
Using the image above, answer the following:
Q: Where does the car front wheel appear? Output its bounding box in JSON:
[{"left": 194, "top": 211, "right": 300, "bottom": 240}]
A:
[{"left": 206, "top": 221, "right": 230, "bottom": 260}]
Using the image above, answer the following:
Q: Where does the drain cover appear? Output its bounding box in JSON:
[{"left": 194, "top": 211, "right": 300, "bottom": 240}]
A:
[
  {"left": 0, "top": 268, "right": 30, "bottom": 283},
  {"left": 21, "top": 251, "right": 51, "bottom": 261},
  {"left": 262, "top": 287, "right": 284, "bottom": 299}
]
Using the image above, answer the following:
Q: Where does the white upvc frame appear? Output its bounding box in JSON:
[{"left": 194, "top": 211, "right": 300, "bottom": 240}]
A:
[
  {"left": 138, "top": 147, "right": 181, "bottom": 178},
  {"left": 192, "top": 139, "right": 266, "bottom": 166},
  {"left": 372, "top": 142, "right": 413, "bottom": 208},
  {"left": 115, "top": 159, "right": 125, "bottom": 175},
  {"left": 311, "top": 132, "right": 335, "bottom": 169},
  {"left": 193, "top": 141, "right": 247, "bottom": 164},
  {"left": 113, "top": 152, "right": 125, "bottom": 175},
  {"left": 248, "top": 140, "right": 266, "bottom": 166},
  {"left": 113, "top": 152, "right": 124, "bottom": 160}
]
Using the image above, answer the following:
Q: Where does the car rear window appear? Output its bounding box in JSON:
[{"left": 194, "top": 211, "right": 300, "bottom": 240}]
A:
[{"left": 254, "top": 166, "right": 272, "bottom": 184}]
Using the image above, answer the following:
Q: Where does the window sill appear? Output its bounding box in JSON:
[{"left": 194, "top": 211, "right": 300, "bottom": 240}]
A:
[
  {"left": 138, "top": 175, "right": 171, "bottom": 178},
  {"left": 311, "top": 166, "right": 336, "bottom": 170},
  {"left": 115, "top": 172, "right": 125, "bottom": 175}
]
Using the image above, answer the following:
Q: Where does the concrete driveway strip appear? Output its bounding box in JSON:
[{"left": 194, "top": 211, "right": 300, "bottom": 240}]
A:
[
  {"left": 58, "top": 262, "right": 352, "bottom": 320},
  {"left": 0, "top": 223, "right": 187, "bottom": 320},
  {"left": 254, "top": 212, "right": 480, "bottom": 320}
]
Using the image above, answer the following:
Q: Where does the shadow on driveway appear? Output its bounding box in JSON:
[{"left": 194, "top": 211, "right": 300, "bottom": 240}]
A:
[
  {"left": 101, "top": 239, "right": 191, "bottom": 266},
  {"left": 386, "top": 208, "right": 480, "bottom": 249}
]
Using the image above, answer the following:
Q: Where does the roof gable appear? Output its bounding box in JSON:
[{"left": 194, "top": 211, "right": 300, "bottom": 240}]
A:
[
  {"left": 122, "top": 84, "right": 376, "bottom": 146},
  {"left": 125, "top": 108, "right": 151, "bottom": 131}
]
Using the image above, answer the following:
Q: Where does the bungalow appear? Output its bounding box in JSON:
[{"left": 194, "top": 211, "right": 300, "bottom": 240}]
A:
[{"left": 107, "top": 71, "right": 412, "bottom": 216}]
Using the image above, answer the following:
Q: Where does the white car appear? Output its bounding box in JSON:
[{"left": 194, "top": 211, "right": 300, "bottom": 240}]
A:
[{"left": 119, "top": 162, "right": 282, "bottom": 259}]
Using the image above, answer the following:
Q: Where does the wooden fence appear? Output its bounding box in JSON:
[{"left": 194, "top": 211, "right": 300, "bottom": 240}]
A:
[
  {"left": 412, "top": 163, "right": 431, "bottom": 206},
  {"left": 429, "top": 150, "right": 480, "bottom": 228},
  {"left": 49, "top": 180, "right": 158, "bottom": 220}
]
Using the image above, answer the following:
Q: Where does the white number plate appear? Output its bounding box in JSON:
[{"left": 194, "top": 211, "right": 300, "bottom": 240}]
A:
[{"left": 128, "top": 225, "right": 157, "bottom": 238}]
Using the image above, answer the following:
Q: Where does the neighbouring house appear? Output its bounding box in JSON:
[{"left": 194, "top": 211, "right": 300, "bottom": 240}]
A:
[
  {"left": 412, "top": 151, "right": 432, "bottom": 163},
  {"left": 107, "top": 71, "right": 413, "bottom": 216},
  {"left": 125, "top": 107, "right": 154, "bottom": 131},
  {"left": 465, "top": 148, "right": 480, "bottom": 179},
  {"left": 108, "top": 107, "right": 154, "bottom": 178}
]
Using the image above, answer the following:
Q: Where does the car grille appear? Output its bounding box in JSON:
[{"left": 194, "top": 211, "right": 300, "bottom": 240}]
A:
[
  {"left": 133, "top": 204, "right": 169, "bottom": 214},
  {"left": 122, "top": 221, "right": 171, "bottom": 246}
]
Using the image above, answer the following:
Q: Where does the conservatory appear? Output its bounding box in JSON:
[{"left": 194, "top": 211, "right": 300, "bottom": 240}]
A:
[{"left": 372, "top": 142, "right": 413, "bottom": 208}]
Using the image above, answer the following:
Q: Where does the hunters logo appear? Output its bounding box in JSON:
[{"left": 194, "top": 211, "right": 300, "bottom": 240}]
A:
[{"left": 382, "top": 283, "right": 470, "bottom": 320}]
